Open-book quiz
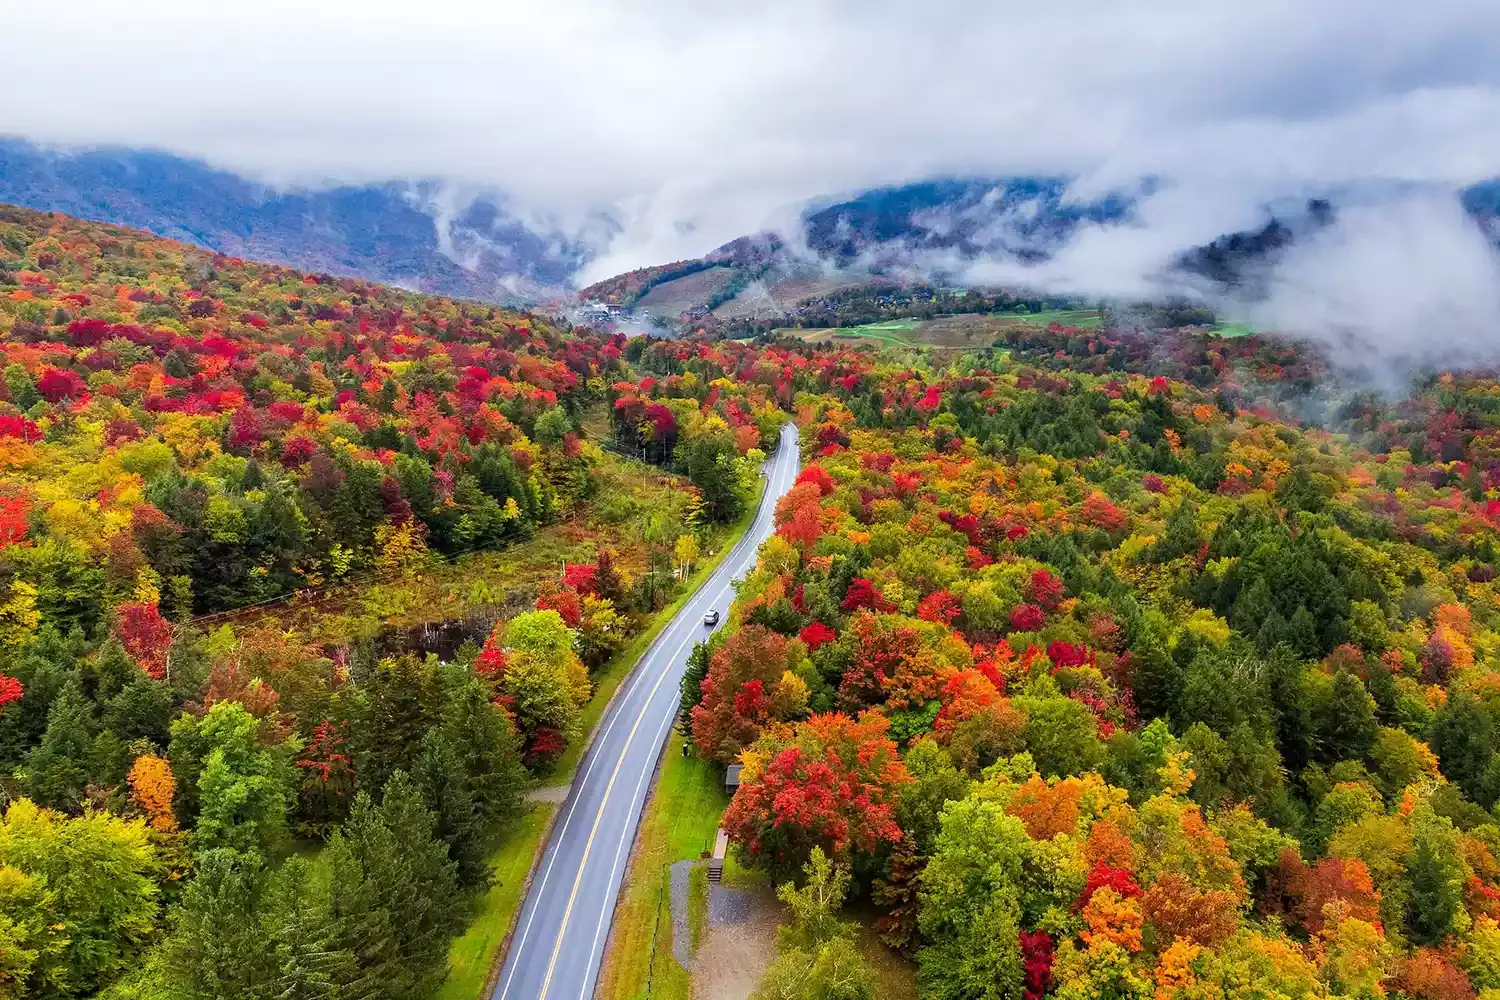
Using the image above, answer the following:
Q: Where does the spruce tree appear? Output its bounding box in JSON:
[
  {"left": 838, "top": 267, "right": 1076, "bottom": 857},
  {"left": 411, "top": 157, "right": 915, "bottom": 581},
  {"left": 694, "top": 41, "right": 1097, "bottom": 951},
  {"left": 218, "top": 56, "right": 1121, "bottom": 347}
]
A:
[
  {"left": 24, "top": 679, "right": 96, "bottom": 810},
  {"left": 371, "top": 772, "right": 462, "bottom": 990},
  {"left": 1406, "top": 812, "right": 1465, "bottom": 945},
  {"left": 415, "top": 729, "right": 488, "bottom": 889},
  {"left": 442, "top": 677, "right": 527, "bottom": 829},
  {"left": 324, "top": 824, "right": 399, "bottom": 1000},
  {"left": 268, "top": 857, "right": 364, "bottom": 1000},
  {"left": 105, "top": 675, "right": 176, "bottom": 745},
  {"left": 679, "top": 641, "right": 711, "bottom": 734},
  {"left": 1287, "top": 605, "right": 1322, "bottom": 659},
  {"left": 1266, "top": 644, "right": 1315, "bottom": 773},
  {"left": 1127, "top": 633, "right": 1180, "bottom": 723},
  {"left": 334, "top": 775, "right": 461, "bottom": 999},
  {"left": 0, "top": 628, "right": 79, "bottom": 768},
  {"left": 1318, "top": 670, "right": 1378, "bottom": 764},
  {"left": 349, "top": 657, "right": 442, "bottom": 793},
  {"left": 1432, "top": 694, "right": 1500, "bottom": 807},
  {"left": 88, "top": 638, "right": 138, "bottom": 703},
  {"left": 163, "top": 849, "right": 276, "bottom": 998}
]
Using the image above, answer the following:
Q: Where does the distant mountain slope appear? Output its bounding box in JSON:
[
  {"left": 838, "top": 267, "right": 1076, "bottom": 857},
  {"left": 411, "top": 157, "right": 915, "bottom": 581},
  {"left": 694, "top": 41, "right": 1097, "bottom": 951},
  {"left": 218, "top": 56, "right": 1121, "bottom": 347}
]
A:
[
  {"left": 586, "top": 176, "right": 1500, "bottom": 328},
  {"left": 581, "top": 176, "right": 1143, "bottom": 324},
  {"left": 0, "top": 139, "right": 588, "bottom": 302},
  {"left": 1175, "top": 198, "right": 1338, "bottom": 291},
  {"left": 802, "top": 176, "right": 1136, "bottom": 264}
]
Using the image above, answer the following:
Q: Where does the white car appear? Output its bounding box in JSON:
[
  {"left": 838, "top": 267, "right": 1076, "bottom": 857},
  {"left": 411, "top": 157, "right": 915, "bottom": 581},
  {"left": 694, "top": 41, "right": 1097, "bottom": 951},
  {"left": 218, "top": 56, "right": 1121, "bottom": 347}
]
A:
[{"left": 703, "top": 609, "right": 720, "bottom": 627}]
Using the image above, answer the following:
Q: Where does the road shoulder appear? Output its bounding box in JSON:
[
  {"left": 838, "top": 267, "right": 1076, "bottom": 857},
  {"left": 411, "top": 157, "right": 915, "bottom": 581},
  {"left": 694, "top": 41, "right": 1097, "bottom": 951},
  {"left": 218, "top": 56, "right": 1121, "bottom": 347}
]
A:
[{"left": 446, "top": 448, "right": 780, "bottom": 1000}]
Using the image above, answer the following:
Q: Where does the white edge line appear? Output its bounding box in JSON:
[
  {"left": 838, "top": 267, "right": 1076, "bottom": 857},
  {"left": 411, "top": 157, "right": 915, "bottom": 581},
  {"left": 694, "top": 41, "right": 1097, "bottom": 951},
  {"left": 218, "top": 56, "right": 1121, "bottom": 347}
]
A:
[
  {"left": 573, "top": 429, "right": 799, "bottom": 995},
  {"left": 497, "top": 426, "right": 796, "bottom": 999}
]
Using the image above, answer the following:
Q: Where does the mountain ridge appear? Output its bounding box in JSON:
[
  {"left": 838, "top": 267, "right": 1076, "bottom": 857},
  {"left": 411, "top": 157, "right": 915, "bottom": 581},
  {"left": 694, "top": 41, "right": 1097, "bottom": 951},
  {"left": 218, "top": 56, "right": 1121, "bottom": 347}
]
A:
[
  {"left": 4, "top": 139, "right": 1496, "bottom": 328},
  {"left": 0, "top": 138, "right": 588, "bottom": 304}
]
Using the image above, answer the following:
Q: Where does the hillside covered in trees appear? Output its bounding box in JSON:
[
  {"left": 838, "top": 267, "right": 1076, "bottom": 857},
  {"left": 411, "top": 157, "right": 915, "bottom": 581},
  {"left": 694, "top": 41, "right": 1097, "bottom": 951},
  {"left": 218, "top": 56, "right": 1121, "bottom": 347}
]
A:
[
  {"left": 10, "top": 197, "right": 1500, "bottom": 1000},
  {"left": 669, "top": 324, "right": 1500, "bottom": 999},
  {"left": 0, "top": 204, "right": 792, "bottom": 998}
]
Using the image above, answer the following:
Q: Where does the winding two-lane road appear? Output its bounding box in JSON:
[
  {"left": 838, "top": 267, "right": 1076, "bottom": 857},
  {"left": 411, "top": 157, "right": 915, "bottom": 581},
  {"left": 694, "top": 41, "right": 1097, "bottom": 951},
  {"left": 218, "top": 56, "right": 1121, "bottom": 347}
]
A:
[{"left": 493, "top": 422, "right": 800, "bottom": 1000}]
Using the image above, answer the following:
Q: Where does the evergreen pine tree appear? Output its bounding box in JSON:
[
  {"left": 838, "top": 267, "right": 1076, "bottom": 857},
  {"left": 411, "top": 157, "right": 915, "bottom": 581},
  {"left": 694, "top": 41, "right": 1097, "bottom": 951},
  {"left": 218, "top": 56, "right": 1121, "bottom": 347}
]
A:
[
  {"left": 1318, "top": 670, "right": 1378, "bottom": 764},
  {"left": 24, "top": 679, "right": 97, "bottom": 810},
  {"left": 370, "top": 771, "right": 462, "bottom": 989},
  {"left": 1127, "top": 634, "right": 1180, "bottom": 723},
  {"left": 678, "top": 641, "right": 712, "bottom": 734},
  {"left": 1255, "top": 610, "right": 1289, "bottom": 654},
  {"left": 1266, "top": 644, "right": 1315, "bottom": 773},
  {"left": 105, "top": 675, "right": 176, "bottom": 744},
  {"left": 349, "top": 657, "right": 442, "bottom": 793},
  {"left": 332, "top": 776, "right": 461, "bottom": 999},
  {"left": 1229, "top": 576, "right": 1274, "bottom": 636},
  {"left": 415, "top": 729, "right": 489, "bottom": 889},
  {"left": 163, "top": 848, "right": 277, "bottom": 998},
  {"left": 1288, "top": 605, "right": 1321, "bottom": 659},
  {"left": 324, "top": 817, "right": 400, "bottom": 1000},
  {"left": 268, "top": 857, "right": 364, "bottom": 1000},
  {"left": 1431, "top": 694, "right": 1499, "bottom": 807},
  {"left": 442, "top": 678, "right": 527, "bottom": 829},
  {"left": 88, "top": 638, "right": 138, "bottom": 703},
  {"left": 1406, "top": 812, "right": 1465, "bottom": 945},
  {"left": 0, "top": 628, "right": 79, "bottom": 768}
]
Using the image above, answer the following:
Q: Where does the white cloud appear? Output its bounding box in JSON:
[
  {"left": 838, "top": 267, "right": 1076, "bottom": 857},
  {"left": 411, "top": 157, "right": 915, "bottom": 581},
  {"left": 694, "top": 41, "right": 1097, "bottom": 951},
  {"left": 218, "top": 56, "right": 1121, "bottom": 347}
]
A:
[
  {"left": 4, "top": 0, "right": 1500, "bottom": 303},
  {"left": 1248, "top": 192, "right": 1500, "bottom": 368}
]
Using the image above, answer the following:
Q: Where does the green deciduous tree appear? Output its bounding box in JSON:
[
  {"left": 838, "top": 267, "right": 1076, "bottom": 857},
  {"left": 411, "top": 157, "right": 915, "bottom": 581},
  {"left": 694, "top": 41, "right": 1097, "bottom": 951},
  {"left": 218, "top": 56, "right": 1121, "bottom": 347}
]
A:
[
  {"left": 0, "top": 799, "right": 160, "bottom": 997},
  {"left": 917, "top": 797, "right": 1032, "bottom": 1000},
  {"left": 753, "top": 849, "right": 875, "bottom": 1000},
  {"left": 187, "top": 703, "right": 296, "bottom": 860}
]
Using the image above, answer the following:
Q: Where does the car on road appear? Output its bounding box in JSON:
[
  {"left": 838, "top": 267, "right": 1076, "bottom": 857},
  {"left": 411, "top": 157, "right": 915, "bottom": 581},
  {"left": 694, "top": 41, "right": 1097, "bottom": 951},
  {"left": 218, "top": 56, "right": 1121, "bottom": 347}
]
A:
[{"left": 703, "top": 609, "right": 720, "bottom": 627}]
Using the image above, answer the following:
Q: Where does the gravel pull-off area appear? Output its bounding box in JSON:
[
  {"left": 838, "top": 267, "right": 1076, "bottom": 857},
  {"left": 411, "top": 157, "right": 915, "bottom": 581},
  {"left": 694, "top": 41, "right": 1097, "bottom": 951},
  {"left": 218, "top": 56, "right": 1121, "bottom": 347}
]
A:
[
  {"left": 690, "top": 886, "right": 779, "bottom": 1000},
  {"left": 526, "top": 784, "right": 571, "bottom": 804},
  {"left": 669, "top": 861, "right": 697, "bottom": 971},
  {"left": 707, "top": 885, "right": 759, "bottom": 925}
]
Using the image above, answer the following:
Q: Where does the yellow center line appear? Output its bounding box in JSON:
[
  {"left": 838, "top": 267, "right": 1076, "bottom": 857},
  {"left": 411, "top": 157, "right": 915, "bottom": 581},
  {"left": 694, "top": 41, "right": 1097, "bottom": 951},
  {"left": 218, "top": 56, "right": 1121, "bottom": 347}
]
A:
[
  {"left": 535, "top": 622, "right": 701, "bottom": 997},
  {"left": 533, "top": 432, "right": 796, "bottom": 999}
]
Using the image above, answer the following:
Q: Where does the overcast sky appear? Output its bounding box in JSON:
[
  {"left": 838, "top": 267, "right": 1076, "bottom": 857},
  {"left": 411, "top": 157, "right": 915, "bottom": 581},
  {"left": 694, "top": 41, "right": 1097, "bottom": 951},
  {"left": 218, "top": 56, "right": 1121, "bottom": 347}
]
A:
[{"left": 6, "top": 0, "right": 1500, "bottom": 326}]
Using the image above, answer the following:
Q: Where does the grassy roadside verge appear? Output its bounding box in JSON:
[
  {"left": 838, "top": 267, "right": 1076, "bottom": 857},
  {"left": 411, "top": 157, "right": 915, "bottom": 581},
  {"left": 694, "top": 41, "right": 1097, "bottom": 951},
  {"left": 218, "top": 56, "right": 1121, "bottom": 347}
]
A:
[
  {"left": 544, "top": 482, "right": 763, "bottom": 785},
  {"left": 594, "top": 749, "right": 732, "bottom": 1000},
  {"left": 436, "top": 472, "right": 769, "bottom": 999},
  {"left": 436, "top": 804, "right": 558, "bottom": 1000}
]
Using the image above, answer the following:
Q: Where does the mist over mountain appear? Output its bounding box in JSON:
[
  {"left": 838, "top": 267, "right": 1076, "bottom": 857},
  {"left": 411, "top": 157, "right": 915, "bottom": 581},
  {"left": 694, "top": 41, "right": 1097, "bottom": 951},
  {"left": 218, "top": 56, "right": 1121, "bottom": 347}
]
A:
[
  {"left": 800, "top": 177, "right": 1142, "bottom": 265},
  {"left": 0, "top": 139, "right": 591, "bottom": 302},
  {"left": 4, "top": 136, "right": 1497, "bottom": 367},
  {"left": 582, "top": 174, "right": 1500, "bottom": 353}
]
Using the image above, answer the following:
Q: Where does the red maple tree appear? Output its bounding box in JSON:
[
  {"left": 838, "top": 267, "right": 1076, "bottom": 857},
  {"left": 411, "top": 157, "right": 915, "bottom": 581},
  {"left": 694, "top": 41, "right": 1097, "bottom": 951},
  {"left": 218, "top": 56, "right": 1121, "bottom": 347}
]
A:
[
  {"left": 722, "top": 711, "right": 909, "bottom": 870},
  {"left": 114, "top": 602, "right": 173, "bottom": 680}
]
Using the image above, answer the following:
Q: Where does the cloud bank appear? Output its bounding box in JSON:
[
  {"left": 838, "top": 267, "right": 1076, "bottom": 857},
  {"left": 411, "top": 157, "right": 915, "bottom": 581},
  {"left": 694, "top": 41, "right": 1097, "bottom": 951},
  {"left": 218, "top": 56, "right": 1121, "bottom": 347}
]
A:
[{"left": 4, "top": 0, "right": 1500, "bottom": 359}]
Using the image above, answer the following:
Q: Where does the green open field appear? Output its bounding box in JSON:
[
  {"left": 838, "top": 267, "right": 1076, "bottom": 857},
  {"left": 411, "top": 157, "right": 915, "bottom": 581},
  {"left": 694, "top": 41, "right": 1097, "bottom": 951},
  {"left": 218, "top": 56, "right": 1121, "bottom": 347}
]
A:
[
  {"left": 1208, "top": 321, "right": 1257, "bottom": 338},
  {"left": 782, "top": 309, "right": 1103, "bottom": 349},
  {"left": 1013, "top": 308, "right": 1104, "bottom": 329}
]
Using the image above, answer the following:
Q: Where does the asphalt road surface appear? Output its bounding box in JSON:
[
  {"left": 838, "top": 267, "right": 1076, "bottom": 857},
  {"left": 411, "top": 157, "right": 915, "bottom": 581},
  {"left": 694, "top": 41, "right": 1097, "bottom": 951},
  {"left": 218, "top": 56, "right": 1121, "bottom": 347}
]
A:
[{"left": 493, "top": 422, "right": 801, "bottom": 1000}]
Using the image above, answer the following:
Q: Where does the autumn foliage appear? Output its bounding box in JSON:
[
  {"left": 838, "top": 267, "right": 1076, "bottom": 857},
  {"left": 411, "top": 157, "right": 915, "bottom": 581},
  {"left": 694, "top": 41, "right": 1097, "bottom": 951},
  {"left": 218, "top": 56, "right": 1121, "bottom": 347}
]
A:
[
  {"left": 114, "top": 602, "right": 172, "bottom": 679},
  {"left": 722, "top": 712, "right": 909, "bottom": 871}
]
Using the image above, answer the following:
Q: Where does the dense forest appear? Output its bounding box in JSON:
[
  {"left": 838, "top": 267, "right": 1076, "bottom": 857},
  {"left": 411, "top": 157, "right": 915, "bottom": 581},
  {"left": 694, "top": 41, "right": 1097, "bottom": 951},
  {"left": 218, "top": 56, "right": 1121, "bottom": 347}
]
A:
[
  {"left": 669, "top": 323, "right": 1500, "bottom": 999},
  {"left": 0, "top": 205, "right": 789, "bottom": 998},
  {"left": 10, "top": 199, "right": 1500, "bottom": 1000}
]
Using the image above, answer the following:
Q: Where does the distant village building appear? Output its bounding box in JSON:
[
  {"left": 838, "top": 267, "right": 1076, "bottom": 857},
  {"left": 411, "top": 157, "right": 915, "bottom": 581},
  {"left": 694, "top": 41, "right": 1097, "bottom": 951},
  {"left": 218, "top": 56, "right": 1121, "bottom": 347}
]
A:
[{"left": 576, "top": 301, "right": 625, "bottom": 326}]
